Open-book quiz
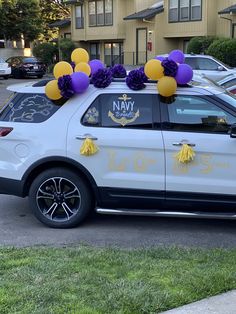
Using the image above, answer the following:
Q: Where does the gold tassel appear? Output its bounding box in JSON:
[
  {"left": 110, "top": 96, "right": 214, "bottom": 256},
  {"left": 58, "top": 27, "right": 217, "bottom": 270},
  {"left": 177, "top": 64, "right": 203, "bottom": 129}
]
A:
[
  {"left": 175, "top": 144, "right": 195, "bottom": 164},
  {"left": 80, "top": 138, "right": 99, "bottom": 156}
]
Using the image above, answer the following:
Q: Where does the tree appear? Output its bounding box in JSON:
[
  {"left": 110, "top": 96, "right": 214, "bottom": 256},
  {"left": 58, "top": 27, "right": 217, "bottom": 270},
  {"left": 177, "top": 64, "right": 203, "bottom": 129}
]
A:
[
  {"left": 59, "top": 38, "right": 75, "bottom": 62},
  {"left": 0, "top": 0, "right": 43, "bottom": 45},
  {"left": 39, "top": 0, "right": 70, "bottom": 41},
  {"left": 33, "top": 42, "right": 58, "bottom": 65}
]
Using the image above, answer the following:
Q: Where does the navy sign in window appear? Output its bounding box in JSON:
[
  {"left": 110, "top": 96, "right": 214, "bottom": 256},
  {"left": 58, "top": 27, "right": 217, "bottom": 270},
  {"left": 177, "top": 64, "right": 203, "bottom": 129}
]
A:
[{"left": 82, "top": 93, "right": 158, "bottom": 129}]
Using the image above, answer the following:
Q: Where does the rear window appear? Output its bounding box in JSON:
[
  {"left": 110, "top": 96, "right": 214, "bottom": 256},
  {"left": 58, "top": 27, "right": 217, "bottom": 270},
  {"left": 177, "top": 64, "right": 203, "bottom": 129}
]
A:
[
  {"left": 0, "top": 93, "right": 65, "bottom": 123},
  {"left": 22, "top": 57, "right": 39, "bottom": 63}
]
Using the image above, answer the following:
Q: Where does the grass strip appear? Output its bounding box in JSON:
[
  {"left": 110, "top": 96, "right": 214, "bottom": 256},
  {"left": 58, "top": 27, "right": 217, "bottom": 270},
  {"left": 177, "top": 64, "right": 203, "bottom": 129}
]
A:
[{"left": 0, "top": 246, "right": 236, "bottom": 314}]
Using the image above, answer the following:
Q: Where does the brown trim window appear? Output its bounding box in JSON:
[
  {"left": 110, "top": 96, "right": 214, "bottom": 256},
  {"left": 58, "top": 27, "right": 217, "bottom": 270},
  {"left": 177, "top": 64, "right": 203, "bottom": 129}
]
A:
[
  {"left": 75, "top": 4, "right": 84, "bottom": 28},
  {"left": 88, "top": 0, "right": 113, "bottom": 27},
  {"left": 169, "top": 0, "right": 201, "bottom": 22}
]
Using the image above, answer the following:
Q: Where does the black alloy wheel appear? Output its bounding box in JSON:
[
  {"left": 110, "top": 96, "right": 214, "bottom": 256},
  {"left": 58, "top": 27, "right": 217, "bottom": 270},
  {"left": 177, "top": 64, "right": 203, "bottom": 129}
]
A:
[{"left": 29, "top": 168, "right": 93, "bottom": 228}]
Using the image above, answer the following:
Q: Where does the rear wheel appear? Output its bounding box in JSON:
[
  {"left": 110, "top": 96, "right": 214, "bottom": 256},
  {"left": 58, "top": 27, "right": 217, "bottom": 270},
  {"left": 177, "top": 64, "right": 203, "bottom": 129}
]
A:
[
  {"left": 37, "top": 75, "right": 43, "bottom": 79},
  {"left": 3, "top": 76, "right": 9, "bottom": 80},
  {"left": 13, "top": 69, "right": 23, "bottom": 79},
  {"left": 29, "top": 168, "right": 93, "bottom": 228}
]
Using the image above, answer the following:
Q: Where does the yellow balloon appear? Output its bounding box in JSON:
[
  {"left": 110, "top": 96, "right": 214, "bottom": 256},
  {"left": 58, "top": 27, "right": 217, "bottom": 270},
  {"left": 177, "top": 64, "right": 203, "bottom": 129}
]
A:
[
  {"left": 45, "top": 80, "right": 62, "bottom": 100},
  {"left": 53, "top": 61, "right": 73, "bottom": 79},
  {"left": 157, "top": 76, "right": 177, "bottom": 97},
  {"left": 144, "top": 59, "right": 164, "bottom": 80},
  {"left": 71, "top": 48, "right": 89, "bottom": 64},
  {"left": 75, "top": 62, "right": 91, "bottom": 76}
]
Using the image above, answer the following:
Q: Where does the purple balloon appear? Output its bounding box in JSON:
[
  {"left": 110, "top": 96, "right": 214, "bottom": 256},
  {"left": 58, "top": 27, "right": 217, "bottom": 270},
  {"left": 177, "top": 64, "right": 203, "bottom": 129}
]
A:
[
  {"left": 154, "top": 55, "right": 165, "bottom": 62},
  {"left": 89, "top": 59, "right": 105, "bottom": 75},
  {"left": 175, "top": 64, "right": 193, "bottom": 85},
  {"left": 71, "top": 72, "right": 89, "bottom": 94},
  {"left": 168, "top": 50, "right": 185, "bottom": 64}
]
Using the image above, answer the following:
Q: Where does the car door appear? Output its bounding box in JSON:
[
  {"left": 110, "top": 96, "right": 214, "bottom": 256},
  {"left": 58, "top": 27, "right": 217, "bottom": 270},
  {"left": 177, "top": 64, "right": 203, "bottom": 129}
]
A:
[
  {"left": 161, "top": 92, "right": 236, "bottom": 198},
  {"left": 67, "top": 90, "right": 165, "bottom": 208}
]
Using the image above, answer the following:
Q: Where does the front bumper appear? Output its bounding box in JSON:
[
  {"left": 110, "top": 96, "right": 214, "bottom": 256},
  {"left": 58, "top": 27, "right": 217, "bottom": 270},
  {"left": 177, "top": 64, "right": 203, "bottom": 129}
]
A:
[{"left": 0, "top": 68, "right": 11, "bottom": 76}]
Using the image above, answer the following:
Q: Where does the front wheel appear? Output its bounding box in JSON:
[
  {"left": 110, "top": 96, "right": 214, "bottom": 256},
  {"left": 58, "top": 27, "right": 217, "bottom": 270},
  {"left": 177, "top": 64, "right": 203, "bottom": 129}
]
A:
[{"left": 29, "top": 168, "right": 93, "bottom": 228}]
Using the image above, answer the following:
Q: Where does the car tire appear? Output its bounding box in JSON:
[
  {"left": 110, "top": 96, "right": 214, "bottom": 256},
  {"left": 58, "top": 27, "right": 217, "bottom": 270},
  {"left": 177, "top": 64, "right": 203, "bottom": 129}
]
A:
[
  {"left": 3, "top": 76, "right": 9, "bottom": 80},
  {"left": 13, "top": 69, "right": 23, "bottom": 79},
  {"left": 37, "top": 75, "right": 43, "bottom": 79},
  {"left": 29, "top": 167, "right": 94, "bottom": 228}
]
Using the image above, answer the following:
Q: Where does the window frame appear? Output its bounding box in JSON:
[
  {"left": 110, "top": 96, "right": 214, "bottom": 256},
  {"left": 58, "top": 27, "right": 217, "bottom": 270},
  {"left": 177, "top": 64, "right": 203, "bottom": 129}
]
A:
[
  {"left": 75, "top": 4, "right": 84, "bottom": 29},
  {"left": 160, "top": 94, "right": 236, "bottom": 134},
  {"left": 81, "top": 92, "right": 161, "bottom": 130},
  {"left": 169, "top": 0, "right": 202, "bottom": 23},
  {"left": 88, "top": 0, "right": 113, "bottom": 27}
]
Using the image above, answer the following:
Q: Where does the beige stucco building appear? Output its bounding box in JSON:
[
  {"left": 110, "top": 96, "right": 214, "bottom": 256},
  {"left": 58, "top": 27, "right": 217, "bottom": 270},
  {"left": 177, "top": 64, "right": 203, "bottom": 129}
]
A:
[{"left": 62, "top": 0, "right": 236, "bottom": 66}]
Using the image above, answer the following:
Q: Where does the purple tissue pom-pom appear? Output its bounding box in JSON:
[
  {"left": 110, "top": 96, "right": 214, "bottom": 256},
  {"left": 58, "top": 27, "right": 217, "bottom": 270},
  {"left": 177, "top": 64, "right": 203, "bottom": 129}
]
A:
[
  {"left": 111, "top": 64, "right": 127, "bottom": 78},
  {"left": 91, "top": 68, "right": 112, "bottom": 88},
  {"left": 161, "top": 58, "right": 178, "bottom": 77},
  {"left": 58, "top": 75, "right": 75, "bottom": 99},
  {"left": 70, "top": 62, "right": 76, "bottom": 71},
  {"left": 126, "top": 69, "right": 147, "bottom": 90}
]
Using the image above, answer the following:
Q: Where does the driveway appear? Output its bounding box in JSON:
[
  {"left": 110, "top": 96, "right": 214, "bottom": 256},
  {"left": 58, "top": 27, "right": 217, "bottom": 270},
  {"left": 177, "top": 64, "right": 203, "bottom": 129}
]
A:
[
  {"left": 0, "top": 194, "right": 236, "bottom": 248},
  {"left": 0, "top": 78, "right": 236, "bottom": 248}
]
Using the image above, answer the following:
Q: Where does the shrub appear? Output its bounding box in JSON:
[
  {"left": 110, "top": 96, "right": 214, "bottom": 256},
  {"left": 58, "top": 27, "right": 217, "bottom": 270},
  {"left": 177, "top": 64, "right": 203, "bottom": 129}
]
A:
[
  {"left": 59, "top": 38, "right": 76, "bottom": 62},
  {"left": 33, "top": 42, "right": 58, "bottom": 66},
  {"left": 187, "top": 36, "right": 217, "bottom": 54},
  {"left": 207, "top": 38, "right": 236, "bottom": 67}
]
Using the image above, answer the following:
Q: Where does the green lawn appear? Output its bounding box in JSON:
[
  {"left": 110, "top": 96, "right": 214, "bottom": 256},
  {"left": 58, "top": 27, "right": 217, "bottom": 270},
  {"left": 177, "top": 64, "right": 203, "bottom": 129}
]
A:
[{"left": 0, "top": 246, "right": 236, "bottom": 314}]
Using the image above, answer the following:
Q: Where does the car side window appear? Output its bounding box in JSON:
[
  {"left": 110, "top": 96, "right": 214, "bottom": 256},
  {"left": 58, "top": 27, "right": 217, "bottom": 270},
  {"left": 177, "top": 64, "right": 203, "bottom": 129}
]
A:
[
  {"left": 222, "top": 78, "right": 236, "bottom": 89},
  {"left": 82, "top": 93, "right": 158, "bottom": 129},
  {"left": 197, "top": 58, "right": 220, "bottom": 71},
  {"left": 164, "top": 95, "right": 236, "bottom": 133},
  {"left": 185, "top": 57, "right": 198, "bottom": 70},
  {"left": 0, "top": 93, "right": 63, "bottom": 123}
]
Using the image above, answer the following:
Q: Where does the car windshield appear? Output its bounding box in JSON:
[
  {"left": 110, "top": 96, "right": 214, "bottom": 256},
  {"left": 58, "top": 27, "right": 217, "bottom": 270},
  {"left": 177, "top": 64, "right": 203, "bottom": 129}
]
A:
[
  {"left": 217, "top": 92, "right": 236, "bottom": 108},
  {"left": 0, "top": 57, "right": 5, "bottom": 63},
  {"left": 22, "top": 57, "right": 39, "bottom": 63}
]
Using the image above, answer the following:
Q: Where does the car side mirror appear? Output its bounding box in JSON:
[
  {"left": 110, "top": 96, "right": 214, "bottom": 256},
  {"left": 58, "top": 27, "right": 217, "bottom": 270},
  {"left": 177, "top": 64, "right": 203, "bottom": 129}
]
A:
[
  {"left": 218, "top": 66, "right": 225, "bottom": 71},
  {"left": 229, "top": 124, "right": 236, "bottom": 138}
]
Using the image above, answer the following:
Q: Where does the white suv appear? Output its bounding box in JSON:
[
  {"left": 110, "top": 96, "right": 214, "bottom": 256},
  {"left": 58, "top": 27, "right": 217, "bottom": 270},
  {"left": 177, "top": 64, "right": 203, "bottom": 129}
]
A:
[
  {"left": 1, "top": 79, "right": 236, "bottom": 228},
  {"left": 184, "top": 54, "right": 236, "bottom": 81}
]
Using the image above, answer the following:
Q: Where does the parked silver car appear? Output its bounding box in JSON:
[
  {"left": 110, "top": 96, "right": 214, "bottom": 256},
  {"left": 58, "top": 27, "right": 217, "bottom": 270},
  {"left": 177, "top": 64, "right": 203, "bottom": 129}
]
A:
[{"left": 184, "top": 54, "right": 236, "bottom": 80}]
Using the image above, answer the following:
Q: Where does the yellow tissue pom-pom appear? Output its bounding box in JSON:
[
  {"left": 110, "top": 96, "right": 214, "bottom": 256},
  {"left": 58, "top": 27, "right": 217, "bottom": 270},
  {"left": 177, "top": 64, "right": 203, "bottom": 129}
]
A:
[
  {"left": 175, "top": 144, "right": 195, "bottom": 164},
  {"left": 80, "top": 138, "right": 99, "bottom": 156}
]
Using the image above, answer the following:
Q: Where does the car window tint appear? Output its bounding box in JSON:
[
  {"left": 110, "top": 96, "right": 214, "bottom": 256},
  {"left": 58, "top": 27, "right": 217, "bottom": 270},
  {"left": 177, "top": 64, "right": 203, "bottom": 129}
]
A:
[
  {"left": 82, "top": 93, "right": 157, "bottom": 129},
  {"left": 185, "top": 58, "right": 197, "bottom": 69},
  {"left": 0, "top": 93, "right": 63, "bottom": 123},
  {"left": 197, "top": 58, "right": 220, "bottom": 71},
  {"left": 82, "top": 98, "right": 100, "bottom": 126},
  {"left": 165, "top": 95, "right": 236, "bottom": 133},
  {"left": 222, "top": 78, "right": 236, "bottom": 89}
]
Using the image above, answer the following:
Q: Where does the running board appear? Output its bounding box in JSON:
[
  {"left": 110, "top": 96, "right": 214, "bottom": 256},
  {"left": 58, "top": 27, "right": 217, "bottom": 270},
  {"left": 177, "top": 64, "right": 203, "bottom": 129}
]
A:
[{"left": 96, "top": 208, "right": 236, "bottom": 220}]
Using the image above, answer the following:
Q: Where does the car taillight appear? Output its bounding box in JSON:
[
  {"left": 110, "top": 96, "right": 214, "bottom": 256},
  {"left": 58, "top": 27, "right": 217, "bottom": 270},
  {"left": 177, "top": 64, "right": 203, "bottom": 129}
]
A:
[{"left": 0, "top": 127, "right": 13, "bottom": 137}]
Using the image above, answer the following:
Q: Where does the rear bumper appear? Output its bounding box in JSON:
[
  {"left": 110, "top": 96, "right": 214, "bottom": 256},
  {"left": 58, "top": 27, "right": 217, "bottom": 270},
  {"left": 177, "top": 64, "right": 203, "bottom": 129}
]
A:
[
  {"left": 0, "top": 68, "right": 11, "bottom": 76},
  {"left": 0, "top": 177, "right": 24, "bottom": 197},
  {"left": 25, "top": 70, "right": 45, "bottom": 77}
]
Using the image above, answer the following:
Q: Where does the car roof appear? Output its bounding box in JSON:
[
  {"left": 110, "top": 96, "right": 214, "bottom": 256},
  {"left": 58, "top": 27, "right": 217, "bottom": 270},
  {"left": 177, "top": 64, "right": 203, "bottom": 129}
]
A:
[{"left": 7, "top": 80, "right": 225, "bottom": 96}]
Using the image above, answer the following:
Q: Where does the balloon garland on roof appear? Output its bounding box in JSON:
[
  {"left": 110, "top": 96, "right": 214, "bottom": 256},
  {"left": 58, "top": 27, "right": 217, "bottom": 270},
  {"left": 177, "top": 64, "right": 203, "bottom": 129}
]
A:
[{"left": 144, "top": 49, "right": 193, "bottom": 97}]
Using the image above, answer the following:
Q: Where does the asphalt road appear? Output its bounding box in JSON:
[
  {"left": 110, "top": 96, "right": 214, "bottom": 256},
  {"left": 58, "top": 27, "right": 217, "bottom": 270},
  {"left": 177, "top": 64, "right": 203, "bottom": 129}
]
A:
[{"left": 0, "top": 78, "right": 236, "bottom": 249}]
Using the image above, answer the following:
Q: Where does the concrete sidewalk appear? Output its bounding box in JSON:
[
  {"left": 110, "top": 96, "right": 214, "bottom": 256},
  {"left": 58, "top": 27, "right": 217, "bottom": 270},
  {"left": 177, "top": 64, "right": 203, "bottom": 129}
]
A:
[{"left": 161, "top": 290, "right": 236, "bottom": 314}]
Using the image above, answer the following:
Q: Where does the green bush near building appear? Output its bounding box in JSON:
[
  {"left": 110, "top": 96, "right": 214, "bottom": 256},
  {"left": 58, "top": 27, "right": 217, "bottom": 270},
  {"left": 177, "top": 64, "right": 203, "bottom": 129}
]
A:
[
  {"left": 207, "top": 38, "right": 236, "bottom": 67},
  {"left": 187, "top": 36, "right": 217, "bottom": 55}
]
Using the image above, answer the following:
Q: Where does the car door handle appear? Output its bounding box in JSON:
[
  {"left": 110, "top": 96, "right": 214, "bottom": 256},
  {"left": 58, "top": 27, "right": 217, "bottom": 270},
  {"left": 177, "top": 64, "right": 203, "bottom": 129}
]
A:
[
  {"left": 172, "top": 142, "right": 196, "bottom": 147},
  {"left": 76, "top": 134, "right": 98, "bottom": 141}
]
